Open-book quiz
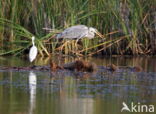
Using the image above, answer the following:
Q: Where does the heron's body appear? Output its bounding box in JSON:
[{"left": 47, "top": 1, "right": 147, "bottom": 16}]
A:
[
  {"left": 29, "top": 37, "right": 38, "bottom": 62},
  {"left": 56, "top": 25, "right": 103, "bottom": 39}
]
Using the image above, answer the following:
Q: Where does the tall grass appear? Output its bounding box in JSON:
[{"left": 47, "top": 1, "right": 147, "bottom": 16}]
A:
[{"left": 0, "top": 0, "right": 155, "bottom": 56}]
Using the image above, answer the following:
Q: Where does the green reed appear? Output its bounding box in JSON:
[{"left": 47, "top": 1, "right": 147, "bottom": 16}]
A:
[{"left": 0, "top": 0, "right": 155, "bottom": 56}]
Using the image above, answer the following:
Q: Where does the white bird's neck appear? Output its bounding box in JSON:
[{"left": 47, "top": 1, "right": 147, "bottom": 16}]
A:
[
  {"left": 32, "top": 40, "right": 35, "bottom": 46},
  {"left": 32, "top": 37, "right": 35, "bottom": 46}
]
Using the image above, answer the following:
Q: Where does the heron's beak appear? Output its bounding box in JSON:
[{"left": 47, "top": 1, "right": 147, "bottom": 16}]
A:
[{"left": 95, "top": 30, "right": 104, "bottom": 38}]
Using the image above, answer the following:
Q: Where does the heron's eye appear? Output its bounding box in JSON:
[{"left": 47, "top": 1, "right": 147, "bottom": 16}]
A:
[{"left": 89, "top": 29, "right": 94, "bottom": 32}]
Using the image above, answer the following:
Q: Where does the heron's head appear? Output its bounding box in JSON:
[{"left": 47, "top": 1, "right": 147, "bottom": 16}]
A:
[{"left": 89, "top": 27, "right": 104, "bottom": 38}]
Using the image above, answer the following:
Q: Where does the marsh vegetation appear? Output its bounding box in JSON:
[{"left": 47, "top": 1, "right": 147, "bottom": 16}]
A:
[{"left": 0, "top": 0, "right": 155, "bottom": 56}]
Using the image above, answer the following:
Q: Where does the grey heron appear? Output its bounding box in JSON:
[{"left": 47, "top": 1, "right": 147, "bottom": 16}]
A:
[
  {"left": 56, "top": 25, "right": 104, "bottom": 50},
  {"left": 29, "top": 36, "right": 38, "bottom": 62},
  {"left": 56, "top": 25, "right": 104, "bottom": 39}
]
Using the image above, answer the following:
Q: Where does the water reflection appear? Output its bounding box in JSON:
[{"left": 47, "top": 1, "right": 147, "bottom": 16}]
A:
[
  {"left": 49, "top": 75, "right": 95, "bottom": 114},
  {"left": 0, "top": 57, "right": 156, "bottom": 114},
  {"left": 60, "top": 97, "right": 94, "bottom": 114},
  {"left": 28, "top": 71, "right": 37, "bottom": 114}
]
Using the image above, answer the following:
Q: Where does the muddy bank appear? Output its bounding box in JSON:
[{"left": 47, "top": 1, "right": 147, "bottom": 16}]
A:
[{"left": 0, "top": 60, "right": 143, "bottom": 73}]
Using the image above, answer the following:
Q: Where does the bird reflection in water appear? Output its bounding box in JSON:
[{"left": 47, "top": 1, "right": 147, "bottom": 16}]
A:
[{"left": 28, "top": 71, "right": 37, "bottom": 114}]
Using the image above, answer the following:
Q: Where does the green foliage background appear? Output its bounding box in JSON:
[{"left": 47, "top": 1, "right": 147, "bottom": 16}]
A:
[{"left": 0, "top": 0, "right": 155, "bottom": 56}]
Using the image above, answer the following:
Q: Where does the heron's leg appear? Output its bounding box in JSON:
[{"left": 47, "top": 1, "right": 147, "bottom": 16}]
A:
[
  {"left": 75, "top": 33, "right": 86, "bottom": 50},
  {"left": 60, "top": 40, "right": 70, "bottom": 51},
  {"left": 57, "top": 40, "right": 70, "bottom": 52},
  {"left": 75, "top": 39, "right": 78, "bottom": 50},
  {"left": 75, "top": 38, "right": 81, "bottom": 50}
]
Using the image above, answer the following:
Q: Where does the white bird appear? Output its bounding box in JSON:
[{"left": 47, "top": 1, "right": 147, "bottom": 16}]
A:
[{"left": 29, "top": 36, "right": 38, "bottom": 62}]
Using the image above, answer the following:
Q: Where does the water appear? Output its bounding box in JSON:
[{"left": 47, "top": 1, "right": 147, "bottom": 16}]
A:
[{"left": 0, "top": 56, "right": 156, "bottom": 114}]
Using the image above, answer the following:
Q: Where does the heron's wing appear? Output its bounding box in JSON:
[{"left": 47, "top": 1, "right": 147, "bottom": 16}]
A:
[
  {"left": 56, "top": 25, "right": 88, "bottom": 39},
  {"left": 70, "top": 25, "right": 88, "bottom": 29}
]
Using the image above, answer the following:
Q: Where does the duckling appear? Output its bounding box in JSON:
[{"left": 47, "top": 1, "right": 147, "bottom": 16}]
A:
[
  {"left": 50, "top": 61, "right": 63, "bottom": 71},
  {"left": 107, "top": 64, "right": 118, "bottom": 72},
  {"left": 50, "top": 61, "right": 57, "bottom": 72},
  {"left": 133, "top": 66, "right": 142, "bottom": 72},
  {"left": 75, "top": 60, "right": 97, "bottom": 72},
  {"left": 63, "top": 60, "right": 97, "bottom": 72}
]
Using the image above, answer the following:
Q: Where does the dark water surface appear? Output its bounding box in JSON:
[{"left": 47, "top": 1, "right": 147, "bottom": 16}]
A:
[{"left": 0, "top": 56, "right": 156, "bottom": 114}]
